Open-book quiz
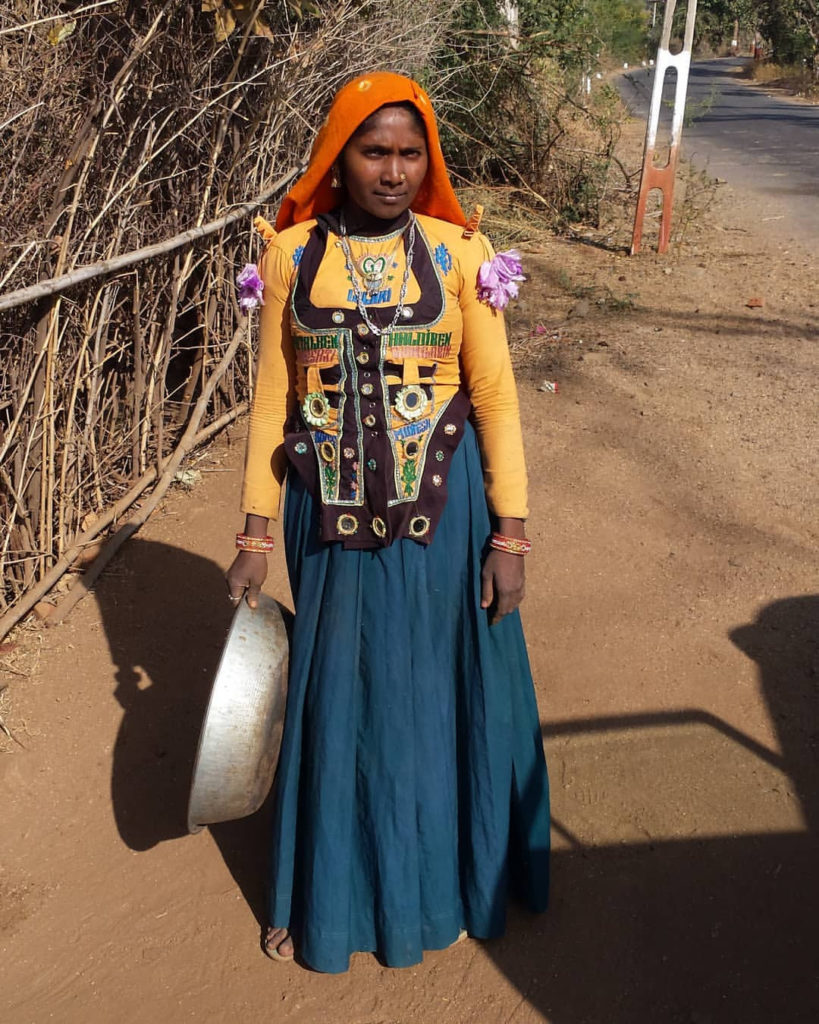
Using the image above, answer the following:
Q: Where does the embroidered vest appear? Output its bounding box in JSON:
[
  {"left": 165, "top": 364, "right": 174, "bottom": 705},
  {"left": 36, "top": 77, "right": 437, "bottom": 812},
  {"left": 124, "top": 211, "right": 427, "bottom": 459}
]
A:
[{"left": 282, "top": 215, "right": 471, "bottom": 549}]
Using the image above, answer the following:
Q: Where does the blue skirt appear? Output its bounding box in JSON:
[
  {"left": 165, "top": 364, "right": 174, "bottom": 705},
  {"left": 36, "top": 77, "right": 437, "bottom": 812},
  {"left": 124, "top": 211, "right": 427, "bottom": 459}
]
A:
[{"left": 268, "top": 422, "right": 550, "bottom": 973}]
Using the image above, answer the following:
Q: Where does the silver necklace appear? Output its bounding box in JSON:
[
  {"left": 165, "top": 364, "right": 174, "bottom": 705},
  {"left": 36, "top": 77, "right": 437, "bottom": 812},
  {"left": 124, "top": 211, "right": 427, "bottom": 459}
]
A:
[{"left": 338, "top": 211, "right": 416, "bottom": 337}]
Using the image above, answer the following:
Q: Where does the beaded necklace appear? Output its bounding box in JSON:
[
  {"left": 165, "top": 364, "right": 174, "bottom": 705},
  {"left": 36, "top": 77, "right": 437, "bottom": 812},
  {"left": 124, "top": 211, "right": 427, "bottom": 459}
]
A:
[{"left": 338, "top": 211, "right": 416, "bottom": 337}]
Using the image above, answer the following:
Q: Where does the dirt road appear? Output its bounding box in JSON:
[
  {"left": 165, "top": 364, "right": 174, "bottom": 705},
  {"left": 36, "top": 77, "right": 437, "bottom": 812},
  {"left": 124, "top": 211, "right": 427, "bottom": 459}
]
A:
[{"left": 1, "top": 155, "right": 817, "bottom": 1023}]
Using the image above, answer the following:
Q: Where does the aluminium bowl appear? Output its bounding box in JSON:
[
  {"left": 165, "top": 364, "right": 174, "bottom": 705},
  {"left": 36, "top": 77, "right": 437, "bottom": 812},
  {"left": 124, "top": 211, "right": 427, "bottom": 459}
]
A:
[{"left": 187, "top": 592, "right": 289, "bottom": 833}]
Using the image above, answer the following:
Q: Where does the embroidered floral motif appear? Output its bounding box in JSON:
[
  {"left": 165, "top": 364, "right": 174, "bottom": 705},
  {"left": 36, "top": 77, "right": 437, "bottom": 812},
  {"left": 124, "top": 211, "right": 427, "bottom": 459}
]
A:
[
  {"left": 292, "top": 245, "right": 305, "bottom": 268},
  {"left": 433, "top": 242, "right": 453, "bottom": 275},
  {"left": 401, "top": 457, "right": 417, "bottom": 497}
]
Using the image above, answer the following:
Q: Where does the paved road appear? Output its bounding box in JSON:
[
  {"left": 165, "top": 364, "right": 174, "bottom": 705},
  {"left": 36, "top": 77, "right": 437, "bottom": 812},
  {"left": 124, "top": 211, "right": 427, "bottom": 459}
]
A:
[{"left": 620, "top": 57, "right": 819, "bottom": 242}]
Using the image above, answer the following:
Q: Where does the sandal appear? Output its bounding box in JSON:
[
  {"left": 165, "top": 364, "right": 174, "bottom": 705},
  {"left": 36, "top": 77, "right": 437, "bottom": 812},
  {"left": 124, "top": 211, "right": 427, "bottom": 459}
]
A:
[{"left": 263, "top": 926, "right": 295, "bottom": 962}]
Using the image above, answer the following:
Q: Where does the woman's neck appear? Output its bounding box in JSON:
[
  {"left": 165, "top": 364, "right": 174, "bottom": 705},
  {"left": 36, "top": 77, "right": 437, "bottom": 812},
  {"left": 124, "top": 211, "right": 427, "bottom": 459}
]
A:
[{"left": 340, "top": 202, "right": 410, "bottom": 237}]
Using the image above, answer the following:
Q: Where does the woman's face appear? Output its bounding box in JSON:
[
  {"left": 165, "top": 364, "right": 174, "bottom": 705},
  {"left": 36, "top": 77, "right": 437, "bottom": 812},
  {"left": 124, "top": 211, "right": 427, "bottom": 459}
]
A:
[{"left": 340, "top": 105, "right": 429, "bottom": 221}]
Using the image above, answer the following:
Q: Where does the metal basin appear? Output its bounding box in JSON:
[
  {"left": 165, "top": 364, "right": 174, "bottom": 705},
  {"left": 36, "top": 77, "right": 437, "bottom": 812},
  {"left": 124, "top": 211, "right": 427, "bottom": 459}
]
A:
[{"left": 188, "top": 592, "right": 289, "bottom": 833}]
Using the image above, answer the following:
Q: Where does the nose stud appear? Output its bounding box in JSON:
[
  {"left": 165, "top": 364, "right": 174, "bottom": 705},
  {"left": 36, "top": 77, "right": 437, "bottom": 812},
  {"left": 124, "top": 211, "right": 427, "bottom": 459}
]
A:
[{"left": 399, "top": 172, "right": 407, "bottom": 181}]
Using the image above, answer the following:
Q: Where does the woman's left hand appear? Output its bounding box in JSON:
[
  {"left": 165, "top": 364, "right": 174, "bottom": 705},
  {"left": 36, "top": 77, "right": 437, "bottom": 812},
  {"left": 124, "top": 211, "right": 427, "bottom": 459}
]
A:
[{"left": 481, "top": 548, "right": 525, "bottom": 625}]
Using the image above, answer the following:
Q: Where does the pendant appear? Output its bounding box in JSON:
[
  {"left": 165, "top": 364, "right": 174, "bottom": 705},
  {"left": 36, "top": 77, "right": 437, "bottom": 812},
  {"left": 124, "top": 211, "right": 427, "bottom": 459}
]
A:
[{"left": 357, "top": 254, "right": 389, "bottom": 293}]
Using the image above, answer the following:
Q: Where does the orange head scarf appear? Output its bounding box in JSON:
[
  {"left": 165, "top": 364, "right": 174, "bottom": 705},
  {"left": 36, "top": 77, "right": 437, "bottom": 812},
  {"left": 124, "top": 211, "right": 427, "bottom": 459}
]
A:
[{"left": 274, "top": 71, "right": 466, "bottom": 232}]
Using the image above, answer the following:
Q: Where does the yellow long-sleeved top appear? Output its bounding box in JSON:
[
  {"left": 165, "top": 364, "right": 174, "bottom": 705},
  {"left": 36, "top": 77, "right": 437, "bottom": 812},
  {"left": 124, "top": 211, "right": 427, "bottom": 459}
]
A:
[{"left": 242, "top": 211, "right": 528, "bottom": 548}]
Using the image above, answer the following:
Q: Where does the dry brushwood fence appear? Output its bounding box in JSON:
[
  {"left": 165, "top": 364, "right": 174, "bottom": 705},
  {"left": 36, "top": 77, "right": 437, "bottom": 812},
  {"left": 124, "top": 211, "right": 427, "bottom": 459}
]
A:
[{"left": 0, "top": 0, "right": 449, "bottom": 640}]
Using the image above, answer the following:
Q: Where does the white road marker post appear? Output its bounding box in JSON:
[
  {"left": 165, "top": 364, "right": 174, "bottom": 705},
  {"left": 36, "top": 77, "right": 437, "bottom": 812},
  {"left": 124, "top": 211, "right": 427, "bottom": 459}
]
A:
[{"left": 631, "top": 0, "right": 698, "bottom": 255}]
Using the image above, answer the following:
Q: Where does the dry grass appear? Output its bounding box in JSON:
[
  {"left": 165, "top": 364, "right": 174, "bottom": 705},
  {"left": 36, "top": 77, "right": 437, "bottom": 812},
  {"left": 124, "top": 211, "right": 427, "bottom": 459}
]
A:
[
  {"left": 454, "top": 186, "right": 556, "bottom": 250},
  {"left": 747, "top": 60, "right": 819, "bottom": 99}
]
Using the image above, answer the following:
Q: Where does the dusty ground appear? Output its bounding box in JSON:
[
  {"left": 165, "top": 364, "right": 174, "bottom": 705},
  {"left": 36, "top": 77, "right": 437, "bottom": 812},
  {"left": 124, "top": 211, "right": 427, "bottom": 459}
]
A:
[{"left": 1, "top": 123, "right": 817, "bottom": 1023}]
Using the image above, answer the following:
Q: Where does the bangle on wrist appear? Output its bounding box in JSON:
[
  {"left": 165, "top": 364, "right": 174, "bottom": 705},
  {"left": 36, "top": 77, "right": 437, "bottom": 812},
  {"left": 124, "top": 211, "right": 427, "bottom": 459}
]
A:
[
  {"left": 236, "top": 533, "right": 274, "bottom": 552},
  {"left": 490, "top": 532, "right": 531, "bottom": 556}
]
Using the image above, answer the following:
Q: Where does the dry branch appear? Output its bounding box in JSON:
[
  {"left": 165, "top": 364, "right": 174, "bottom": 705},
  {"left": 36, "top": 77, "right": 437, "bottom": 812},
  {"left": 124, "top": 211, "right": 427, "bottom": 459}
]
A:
[
  {"left": 0, "top": 169, "right": 299, "bottom": 314},
  {"left": 0, "top": 400, "right": 247, "bottom": 642},
  {"left": 0, "top": 1, "right": 119, "bottom": 38},
  {"left": 47, "top": 325, "right": 246, "bottom": 625}
]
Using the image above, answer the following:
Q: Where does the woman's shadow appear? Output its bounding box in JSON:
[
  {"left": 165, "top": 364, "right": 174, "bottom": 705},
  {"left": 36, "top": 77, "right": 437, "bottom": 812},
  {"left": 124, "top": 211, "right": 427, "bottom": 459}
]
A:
[{"left": 94, "top": 537, "right": 282, "bottom": 927}]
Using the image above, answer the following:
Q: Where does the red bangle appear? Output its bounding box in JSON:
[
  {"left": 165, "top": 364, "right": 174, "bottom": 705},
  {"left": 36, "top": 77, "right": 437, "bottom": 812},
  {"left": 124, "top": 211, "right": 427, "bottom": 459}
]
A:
[
  {"left": 236, "top": 533, "right": 274, "bottom": 552},
  {"left": 490, "top": 533, "right": 531, "bottom": 556}
]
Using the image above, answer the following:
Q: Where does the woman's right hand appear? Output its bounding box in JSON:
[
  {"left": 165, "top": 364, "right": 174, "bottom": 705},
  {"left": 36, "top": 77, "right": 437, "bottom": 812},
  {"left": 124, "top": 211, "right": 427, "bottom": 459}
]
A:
[{"left": 225, "top": 551, "right": 268, "bottom": 609}]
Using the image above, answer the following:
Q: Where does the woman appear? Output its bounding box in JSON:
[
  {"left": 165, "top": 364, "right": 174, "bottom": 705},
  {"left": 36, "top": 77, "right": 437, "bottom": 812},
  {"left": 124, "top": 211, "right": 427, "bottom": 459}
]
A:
[{"left": 226, "top": 71, "right": 550, "bottom": 973}]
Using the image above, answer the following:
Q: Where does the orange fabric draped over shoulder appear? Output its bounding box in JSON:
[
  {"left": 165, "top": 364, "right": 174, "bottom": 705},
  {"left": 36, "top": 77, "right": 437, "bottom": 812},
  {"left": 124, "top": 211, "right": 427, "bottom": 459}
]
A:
[{"left": 274, "top": 71, "right": 466, "bottom": 231}]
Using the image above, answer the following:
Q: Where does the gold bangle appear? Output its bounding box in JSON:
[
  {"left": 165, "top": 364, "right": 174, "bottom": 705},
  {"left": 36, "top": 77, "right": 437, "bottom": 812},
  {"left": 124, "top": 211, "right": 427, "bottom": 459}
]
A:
[
  {"left": 489, "top": 533, "right": 531, "bottom": 556},
  {"left": 236, "top": 533, "right": 274, "bottom": 552}
]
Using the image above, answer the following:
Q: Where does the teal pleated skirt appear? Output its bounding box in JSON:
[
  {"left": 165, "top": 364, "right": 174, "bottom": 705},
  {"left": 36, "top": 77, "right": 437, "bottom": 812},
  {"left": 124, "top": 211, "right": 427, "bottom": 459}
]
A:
[{"left": 268, "top": 422, "right": 550, "bottom": 973}]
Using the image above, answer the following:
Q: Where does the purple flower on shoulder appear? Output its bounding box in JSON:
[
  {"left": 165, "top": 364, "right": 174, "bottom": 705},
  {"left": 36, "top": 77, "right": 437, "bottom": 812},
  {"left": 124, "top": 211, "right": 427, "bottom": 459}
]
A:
[
  {"left": 477, "top": 249, "right": 525, "bottom": 310},
  {"left": 236, "top": 263, "right": 265, "bottom": 313}
]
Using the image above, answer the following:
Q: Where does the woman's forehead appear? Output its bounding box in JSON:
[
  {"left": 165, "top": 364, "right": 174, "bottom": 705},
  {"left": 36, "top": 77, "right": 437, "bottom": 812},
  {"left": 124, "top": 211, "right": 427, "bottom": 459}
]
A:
[{"left": 353, "top": 105, "right": 427, "bottom": 142}]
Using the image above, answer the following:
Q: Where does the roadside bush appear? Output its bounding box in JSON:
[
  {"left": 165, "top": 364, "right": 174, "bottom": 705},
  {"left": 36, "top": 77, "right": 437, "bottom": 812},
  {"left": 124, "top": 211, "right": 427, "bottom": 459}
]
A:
[{"left": 428, "top": 0, "right": 638, "bottom": 229}]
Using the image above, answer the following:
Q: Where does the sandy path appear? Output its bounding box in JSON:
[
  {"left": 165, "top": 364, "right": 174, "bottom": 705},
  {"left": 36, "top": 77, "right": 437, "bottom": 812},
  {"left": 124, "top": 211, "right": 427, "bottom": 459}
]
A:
[{"left": 1, "top": 177, "right": 817, "bottom": 1023}]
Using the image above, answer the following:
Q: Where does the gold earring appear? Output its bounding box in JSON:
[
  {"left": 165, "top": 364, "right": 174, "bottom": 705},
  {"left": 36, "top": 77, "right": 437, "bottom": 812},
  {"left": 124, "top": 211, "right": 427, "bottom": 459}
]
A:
[{"left": 330, "top": 166, "right": 342, "bottom": 189}]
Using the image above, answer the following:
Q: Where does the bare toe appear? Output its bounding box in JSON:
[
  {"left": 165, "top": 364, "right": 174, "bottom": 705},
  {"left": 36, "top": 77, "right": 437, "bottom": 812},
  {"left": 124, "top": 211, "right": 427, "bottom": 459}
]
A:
[{"left": 264, "top": 926, "right": 294, "bottom": 961}]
